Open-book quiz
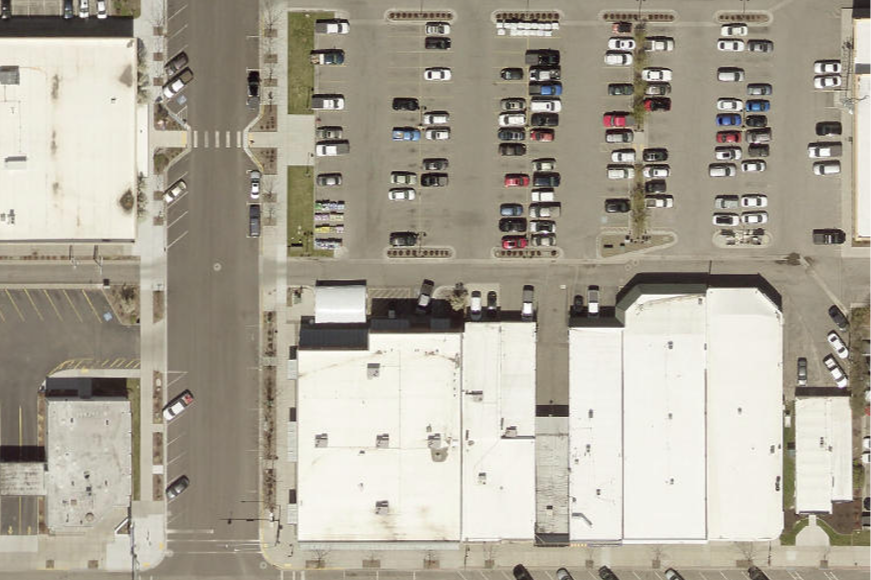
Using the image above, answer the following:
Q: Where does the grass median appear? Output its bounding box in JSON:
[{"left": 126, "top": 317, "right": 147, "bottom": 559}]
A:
[
  {"left": 287, "top": 11, "right": 334, "bottom": 115},
  {"left": 127, "top": 378, "right": 141, "bottom": 501}
]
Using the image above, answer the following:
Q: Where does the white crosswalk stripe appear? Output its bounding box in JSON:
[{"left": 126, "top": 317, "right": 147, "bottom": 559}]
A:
[{"left": 190, "top": 130, "right": 245, "bottom": 149}]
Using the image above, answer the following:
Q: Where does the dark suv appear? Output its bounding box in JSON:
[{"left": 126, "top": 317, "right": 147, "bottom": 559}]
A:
[
  {"left": 645, "top": 180, "right": 667, "bottom": 193},
  {"left": 421, "top": 173, "right": 448, "bottom": 187},
  {"left": 247, "top": 71, "right": 261, "bottom": 109},
  {"left": 498, "top": 128, "right": 525, "bottom": 141},
  {"left": 531, "top": 113, "right": 559, "bottom": 127},
  {"left": 390, "top": 231, "right": 418, "bottom": 247},
  {"left": 423, "top": 158, "right": 448, "bottom": 171},
  {"left": 499, "top": 218, "right": 527, "bottom": 233},
  {"left": 643, "top": 148, "right": 668, "bottom": 162},
  {"left": 392, "top": 97, "right": 419, "bottom": 111},
  {"left": 816, "top": 121, "right": 841, "bottom": 136},
  {"left": 533, "top": 173, "right": 560, "bottom": 187},
  {"left": 499, "top": 143, "right": 527, "bottom": 156},
  {"left": 599, "top": 567, "right": 619, "bottom": 580},
  {"left": 425, "top": 37, "right": 451, "bottom": 50}
]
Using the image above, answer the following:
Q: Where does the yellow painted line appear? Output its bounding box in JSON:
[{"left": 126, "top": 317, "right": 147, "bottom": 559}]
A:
[
  {"left": 4, "top": 290, "right": 24, "bottom": 321},
  {"left": 43, "top": 290, "right": 63, "bottom": 321},
  {"left": 23, "top": 289, "right": 44, "bottom": 322},
  {"left": 126, "top": 359, "right": 141, "bottom": 369},
  {"left": 111, "top": 358, "right": 125, "bottom": 368},
  {"left": 80, "top": 290, "right": 101, "bottom": 322},
  {"left": 62, "top": 290, "right": 83, "bottom": 322},
  {"left": 0, "top": 304, "right": 6, "bottom": 323}
]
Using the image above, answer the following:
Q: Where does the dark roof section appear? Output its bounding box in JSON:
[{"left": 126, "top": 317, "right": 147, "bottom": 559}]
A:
[
  {"left": 0, "top": 16, "right": 133, "bottom": 37},
  {"left": 795, "top": 387, "right": 852, "bottom": 398},
  {"left": 44, "top": 377, "right": 127, "bottom": 399},
  {"left": 315, "top": 279, "right": 366, "bottom": 288},
  {"left": 298, "top": 318, "right": 369, "bottom": 350}
]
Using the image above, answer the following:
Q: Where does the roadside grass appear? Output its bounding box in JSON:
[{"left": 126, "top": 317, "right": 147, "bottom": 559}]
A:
[
  {"left": 287, "top": 11, "right": 334, "bottom": 114},
  {"left": 783, "top": 400, "right": 796, "bottom": 511},
  {"left": 817, "top": 518, "right": 871, "bottom": 546},
  {"left": 112, "top": 0, "right": 140, "bottom": 17},
  {"left": 779, "top": 518, "right": 808, "bottom": 546},
  {"left": 287, "top": 166, "right": 332, "bottom": 257},
  {"left": 848, "top": 306, "right": 869, "bottom": 418},
  {"left": 127, "top": 378, "right": 141, "bottom": 501}
]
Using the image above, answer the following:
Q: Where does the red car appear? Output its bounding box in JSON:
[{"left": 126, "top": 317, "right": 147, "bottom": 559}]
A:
[
  {"left": 530, "top": 129, "right": 555, "bottom": 141},
  {"left": 603, "top": 113, "right": 630, "bottom": 127},
  {"left": 716, "top": 131, "right": 741, "bottom": 143},
  {"left": 502, "top": 235, "right": 528, "bottom": 249},
  {"left": 504, "top": 174, "right": 530, "bottom": 187}
]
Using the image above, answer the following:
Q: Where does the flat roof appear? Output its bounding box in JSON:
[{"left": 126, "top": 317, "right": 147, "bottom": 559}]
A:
[
  {"left": 0, "top": 38, "right": 137, "bottom": 241},
  {"left": 795, "top": 397, "right": 853, "bottom": 513},
  {"left": 45, "top": 399, "right": 131, "bottom": 533},
  {"left": 568, "top": 326, "right": 623, "bottom": 542},
  {"left": 314, "top": 283, "right": 367, "bottom": 324},
  {"left": 856, "top": 19, "right": 869, "bottom": 239},
  {"left": 706, "top": 288, "right": 783, "bottom": 540},
  {"left": 461, "top": 323, "right": 536, "bottom": 541}
]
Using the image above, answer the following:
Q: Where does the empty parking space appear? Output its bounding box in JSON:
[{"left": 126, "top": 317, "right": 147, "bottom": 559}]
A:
[{"left": 0, "top": 288, "right": 113, "bottom": 324}]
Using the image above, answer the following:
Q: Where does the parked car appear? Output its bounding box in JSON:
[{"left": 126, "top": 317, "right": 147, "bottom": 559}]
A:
[
  {"left": 423, "top": 111, "right": 450, "bottom": 124},
  {"left": 717, "top": 39, "right": 745, "bottom": 51},
  {"left": 1, "top": 0, "right": 11, "bottom": 19},
  {"left": 521, "top": 285, "right": 535, "bottom": 320},
  {"left": 423, "top": 158, "right": 448, "bottom": 171},
  {"left": 808, "top": 143, "right": 842, "bottom": 158},
  {"left": 828, "top": 305, "right": 849, "bottom": 331},
  {"left": 797, "top": 357, "right": 808, "bottom": 386},
  {"left": 501, "top": 98, "right": 526, "bottom": 111},
  {"left": 513, "top": 565, "right": 533, "bottom": 580},
  {"left": 608, "top": 37, "right": 636, "bottom": 50},
  {"left": 164, "top": 52, "right": 189, "bottom": 77},
  {"left": 747, "top": 567, "right": 770, "bottom": 580},
  {"left": 530, "top": 99, "right": 561, "bottom": 113},
  {"left": 163, "top": 390, "right": 195, "bottom": 422},
  {"left": 747, "top": 83, "right": 773, "bottom": 96},
  {"left": 164, "top": 179, "right": 187, "bottom": 204},
  {"left": 644, "top": 97, "right": 671, "bottom": 111},
  {"left": 746, "top": 115, "right": 767, "bottom": 128},
  {"left": 814, "top": 60, "right": 842, "bottom": 74},
  {"left": 605, "top": 199, "right": 630, "bottom": 213},
  {"left": 390, "top": 231, "right": 418, "bottom": 246},
  {"left": 823, "top": 354, "right": 848, "bottom": 388},
  {"left": 248, "top": 204, "right": 261, "bottom": 238},
  {"left": 816, "top": 121, "right": 842, "bottom": 136},
  {"left": 499, "top": 143, "right": 527, "bottom": 156},
  {"left": 529, "top": 82, "right": 563, "bottom": 96},
  {"left": 316, "top": 173, "right": 342, "bottom": 187},
  {"left": 96, "top": 0, "right": 107, "bottom": 18},
  {"left": 814, "top": 75, "right": 842, "bottom": 89},
  {"left": 715, "top": 195, "right": 740, "bottom": 209},
  {"left": 557, "top": 568, "right": 575, "bottom": 580},
  {"left": 425, "top": 21, "right": 450, "bottom": 34},
  {"left": 499, "top": 113, "right": 527, "bottom": 127},
  {"left": 425, "top": 128, "right": 451, "bottom": 140},
  {"left": 709, "top": 163, "right": 737, "bottom": 177},
  {"left": 644, "top": 36, "right": 675, "bottom": 51},
  {"left": 425, "top": 37, "right": 451, "bottom": 50},
  {"left": 604, "top": 52, "right": 633, "bottom": 66},
  {"left": 588, "top": 286, "right": 600, "bottom": 318},
  {"left": 717, "top": 113, "right": 742, "bottom": 126},
  {"left": 390, "top": 171, "right": 417, "bottom": 185},
  {"left": 421, "top": 173, "right": 448, "bottom": 187},
  {"left": 715, "top": 146, "right": 742, "bottom": 161},
  {"left": 249, "top": 170, "right": 261, "bottom": 199},
  {"left": 608, "top": 83, "right": 634, "bottom": 96},
  {"left": 643, "top": 165, "right": 670, "bottom": 178},
  {"left": 392, "top": 127, "right": 421, "bottom": 141},
  {"left": 721, "top": 23, "right": 748, "bottom": 36},
  {"left": 469, "top": 291, "right": 482, "bottom": 321},
  {"left": 717, "top": 131, "right": 741, "bottom": 144},
  {"left": 531, "top": 113, "right": 559, "bottom": 127},
  {"left": 529, "top": 66, "right": 561, "bottom": 81},
  {"left": 500, "top": 203, "right": 524, "bottom": 217},
  {"left": 812, "top": 229, "right": 846, "bottom": 245},
  {"left": 501, "top": 68, "right": 524, "bottom": 80},
  {"left": 533, "top": 173, "right": 560, "bottom": 187},
  {"left": 742, "top": 160, "right": 766, "bottom": 172},
  {"left": 316, "top": 126, "right": 343, "bottom": 140},
  {"left": 502, "top": 235, "right": 528, "bottom": 249},
  {"left": 607, "top": 166, "right": 635, "bottom": 180},
  {"left": 315, "top": 19, "right": 349, "bottom": 34},
  {"left": 533, "top": 158, "right": 556, "bottom": 171},
  {"left": 392, "top": 97, "right": 419, "bottom": 111},
  {"left": 646, "top": 195, "right": 674, "bottom": 208},
  {"left": 416, "top": 279, "right": 435, "bottom": 313},
  {"left": 529, "top": 220, "right": 555, "bottom": 233},
  {"left": 530, "top": 129, "right": 555, "bottom": 141},
  {"left": 748, "top": 144, "right": 769, "bottom": 157},
  {"left": 642, "top": 68, "right": 672, "bottom": 82},
  {"left": 310, "top": 49, "right": 345, "bottom": 65},
  {"left": 645, "top": 83, "right": 672, "bottom": 96},
  {"left": 813, "top": 161, "right": 841, "bottom": 175},
  {"left": 643, "top": 148, "right": 668, "bottom": 162},
  {"left": 741, "top": 211, "right": 768, "bottom": 224},
  {"left": 717, "top": 67, "right": 745, "bottom": 82},
  {"left": 423, "top": 67, "right": 451, "bottom": 81},
  {"left": 605, "top": 129, "right": 633, "bottom": 144},
  {"left": 162, "top": 68, "right": 194, "bottom": 100},
  {"left": 603, "top": 112, "right": 634, "bottom": 127},
  {"left": 713, "top": 213, "right": 740, "bottom": 226},
  {"left": 612, "top": 149, "right": 636, "bottom": 163},
  {"left": 748, "top": 39, "right": 774, "bottom": 52},
  {"left": 827, "top": 331, "right": 849, "bottom": 359},
  {"left": 498, "top": 128, "right": 526, "bottom": 141},
  {"left": 504, "top": 174, "right": 531, "bottom": 187},
  {"left": 664, "top": 570, "right": 685, "bottom": 580},
  {"left": 166, "top": 475, "right": 190, "bottom": 500},
  {"left": 645, "top": 180, "right": 667, "bottom": 193},
  {"left": 526, "top": 49, "right": 560, "bottom": 65},
  {"left": 311, "top": 94, "right": 345, "bottom": 110},
  {"left": 388, "top": 188, "right": 416, "bottom": 201},
  {"left": 746, "top": 99, "right": 770, "bottom": 112},
  {"left": 741, "top": 194, "right": 767, "bottom": 207},
  {"left": 499, "top": 218, "right": 527, "bottom": 233},
  {"left": 747, "top": 129, "right": 771, "bottom": 144}
]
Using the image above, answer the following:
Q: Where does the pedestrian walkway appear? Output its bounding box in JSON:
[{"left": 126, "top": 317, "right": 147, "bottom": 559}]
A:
[{"left": 192, "top": 129, "right": 245, "bottom": 148}]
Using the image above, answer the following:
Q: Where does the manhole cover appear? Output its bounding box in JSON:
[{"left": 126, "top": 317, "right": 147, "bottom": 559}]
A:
[{"left": 213, "top": 262, "right": 222, "bottom": 272}]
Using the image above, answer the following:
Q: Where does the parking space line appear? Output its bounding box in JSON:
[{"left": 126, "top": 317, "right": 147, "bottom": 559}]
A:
[
  {"left": 169, "top": 23, "right": 189, "bottom": 40},
  {"left": 167, "top": 230, "right": 189, "bottom": 250},
  {"left": 0, "top": 305, "right": 5, "bottom": 322},
  {"left": 168, "top": 210, "right": 190, "bottom": 229},
  {"left": 214, "top": 130, "right": 219, "bottom": 145},
  {"left": 4, "top": 290, "right": 24, "bottom": 321},
  {"left": 237, "top": 131, "right": 242, "bottom": 148},
  {"left": 43, "top": 290, "right": 63, "bottom": 321},
  {"left": 62, "top": 290, "right": 83, "bottom": 322},
  {"left": 80, "top": 290, "right": 102, "bottom": 322},
  {"left": 168, "top": 4, "right": 187, "bottom": 20},
  {"left": 225, "top": 131, "right": 231, "bottom": 147},
  {"left": 22, "top": 289, "right": 44, "bottom": 322}
]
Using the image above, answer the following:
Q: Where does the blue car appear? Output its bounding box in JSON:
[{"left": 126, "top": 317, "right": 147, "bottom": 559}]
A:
[
  {"left": 716, "top": 113, "right": 742, "bottom": 126},
  {"left": 392, "top": 127, "right": 421, "bottom": 141},
  {"left": 539, "top": 82, "right": 563, "bottom": 96},
  {"left": 746, "top": 99, "right": 770, "bottom": 112}
]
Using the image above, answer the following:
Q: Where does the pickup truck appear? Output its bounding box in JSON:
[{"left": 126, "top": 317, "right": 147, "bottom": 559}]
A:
[
  {"left": 807, "top": 142, "right": 842, "bottom": 158},
  {"left": 812, "top": 229, "right": 846, "bottom": 245},
  {"left": 310, "top": 50, "right": 345, "bottom": 65},
  {"left": 315, "top": 140, "right": 350, "bottom": 157},
  {"left": 311, "top": 94, "right": 345, "bottom": 110},
  {"left": 531, "top": 189, "right": 555, "bottom": 202},
  {"left": 525, "top": 49, "right": 560, "bottom": 66},
  {"left": 644, "top": 36, "right": 675, "bottom": 52},
  {"left": 529, "top": 66, "right": 560, "bottom": 82},
  {"left": 529, "top": 202, "right": 562, "bottom": 218},
  {"left": 315, "top": 19, "right": 349, "bottom": 34},
  {"left": 529, "top": 82, "right": 562, "bottom": 96}
]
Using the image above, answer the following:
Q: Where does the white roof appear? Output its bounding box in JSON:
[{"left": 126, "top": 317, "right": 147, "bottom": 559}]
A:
[
  {"left": 568, "top": 286, "right": 784, "bottom": 543},
  {"left": 0, "top": 38, "right": 137, "bottom": 241},
  {"left": 461, "top": 323, "right": 536, "bottom": 541},
  {"left": 622, "top": 294, "right": 707, "bottom": 542},
  {"left": 314, "top": 283, "right": 367, "bottom": 324},
  {"left": 795, "top": 397, "right": 853, "bottom": 513},
  {"left": 706, "top": 288, "right": 783, "bottom": 540},
  {"left": 568, "top": 326, "right": 624, "bottom": 542}
]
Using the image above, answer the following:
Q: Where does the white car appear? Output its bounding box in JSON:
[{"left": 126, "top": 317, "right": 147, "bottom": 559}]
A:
[
  {"left": 79, "top": 0, "right": 89, "bottom": 18},
  {"left": 814, "top": 75, "right": 842, "bottom": 89},
  {"left": 642, "top": 68, "right": 672, "bottom": 82},
  {"left": 607, "top": 166, "right": 635, "bottom": 180},
  {"left": 604, "top": 52, "right": 633, "bottom": 66},
  {"left": 425, "top": 22, "right": 450, "bottom": 35},
  {"left": 249, "top": 170, "right": 261, "bottom": 199},
  {"left": 425, "top": 128, "right": 451, "bottom": 140},
  {"left": 709, "top": 163, "right": 737, "bottom": 177},
  {"left": 162, "top": 69, "right": 194, "bottom": 100},
  {"left": 814, "top": 60, "right": 842, "bottom": 74},
  {"left": 717, "top": 39, "right": 745, "bottom": 51},
  {"left": 715, "top": 146, "right": 742, "bottom": 161},
  {"left": 530, "top": 99, "right": 561, "bottom": 113},
  {"left": 713, "top": 213, "right": 740, "bottom": 226},
  {"left": 742, "top": 160, "right": 766, "bottom": 172},
  {"left": 96, "top": 0, "right": 107, "bottom": 18},
  {"left": 423, "top": 111, "right": 449, "bottom": 124},
  {"left": 521, "top": 285, "right": 535, "bottom": 320},
  {"left": 807, "top": 143, "right": 842, "bottom": 158},
  {"left": 643, "top": 165, "right": 670, "bottom": 178},
  {"left": 499, "top": 113, "right": 526, "bottom": 127},
  {"left": 813, "top": 161, "right": 841, "bottom": 175},
  {"left": 390, "top": 172, "right": 417, "bottom": 185},
  {"left": 717, "top": 98, "right": 744, "bottom": 111},
  {"left": 164, "top": 179, "right": 187, "bottom": 204},
  {"left": 741, "top": 194, "right": 768, "bottom": 208},
  {"left": 611, "top": 149, "right": 636, "bottom": 163},
  {"left": 644, "top": 36, "right": 675, "bottom": 51},
  {"left": 608, "top": 37, "right": 636, "bottom": 50},
  {"left": 533, "top": 158, "right": 556, "bottom": 171},
  {"left": 424, "top": 67, "right": 451, "bottom": 81},
  {"left": 163, "top": 390, "right": 194, "bottom": 422},
  {"left": 718, "top": 68, "right": 745, "bottom": 82},
  {"left": 827, "top": 330, "right": 849, "bottom": 359},
  {"left": 388, "top": 188, "right": 416, "bottom": 201},
  {"left": 741, "top": 211, "right": 768, "bottom": 224},
  {"left": 645, "top": 195, "right": 674, "bottom": 208},
  {"left": 823, "top": 354, "right": 848, "bottom": 388},
  {"left": 721, "top": 23, "right": 748, "bottom": 37}
]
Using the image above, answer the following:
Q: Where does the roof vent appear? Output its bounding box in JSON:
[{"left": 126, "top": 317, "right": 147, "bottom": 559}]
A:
[
  {"left": 478, "top": 472, "right": 487, "bottom": 484},
  {"left": 367, "top": 363, "right": 380, "bottom": 379},
  {"left": 467, "top": 390, "right": 484, "bottom": 402},
  {"left": 375, "top": 500, "right": 389, "bottom": 515},
  {"left": 503, "top": 426, "right": 518, "bottom": 438},
  {"left": 427, "top": 433, "right": 442, "bottom": 449},
  {"left": 588, "top": 409, "right": 594, "bottom": 418},
  {"left": 0, "top": 66, "right": 20, "bottom": 85},
  {"left": 376, "top": 434, "right": 389, "bottom": 448},
  {"left": 315, "top": 433, "right": 328, "bottom": 448}
]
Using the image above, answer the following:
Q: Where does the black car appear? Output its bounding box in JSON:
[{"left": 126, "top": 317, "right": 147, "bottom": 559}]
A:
[
  {"left": 247, "top": 71, "right": 261, "bottom": 109},
  {"left": 501, "top": 68, "right": 524, "bottom": 80},
  {"left": 643, "top": 148, "right": 668, "bottom": 162},
  {"left": 1, "top": 0, "right": 11, "bottom": 19},
  {"left": 527, "top": 49, "right": 560, "bottom": 65},
  {"left": 248, "top": 204, "right": 261, "bottom": 238},
  {"left": 816, "top": 121, "right": 841, "bottom": 136},
  {"left": 533, "top": 173, "right": 560, "bottom": 187},
  {"left": 392, "top": 97, "right": 419, "bottom": 111},
  {"left": 599, "top": 567, "right": 619, "bottom": 580},
  {"left": 605, "top": 198, "right": 630, "bottom": 213},
  {"left": 421, "top": 173, "right": 448, "bottom": 187},
  {"left": 748, "top": 144, "right": 769, "bottom": 158},
  {"left": 425, "top": 37, "right": 451, "bottom": 50},
  {"left": 608, "top": 83, "right": 633, "bottom": 96},
  {"left": 746, "top": 115, "right": 768, "bottom": 128},
  {"left": 63, "top": 0, "right": 74, "bottom": 18},
  {"left": 499, "top": 143, "right": 527, "bottom": 156},
  {"left": 513, "top": 565, "right": 534, "bottom": 580},
  {"left": 498, "top": 128, "right": 526, "bottom": 141},
  {"left": 864, "top": 496, "right": 870, "bottom": 511},
  {"left": 828, "top": 305, "right": 849, "bottom": 331},
  {"left": 487, "top": 291, "right": 498, "bottom": 316},
  {"left": 531, "top": 113, "right": 559, "bottom": 127},
  {"left": 166, "top": 475, "right": 190, "bottom": 500},
  {"left": 645, "top": 180, "right": 667, "bottom": 193},
  {"left": 812, "top": 229, "right": 846, "bottom": 245},
  {"left": 645, "top": 97, "right": 671, "bottom": 111},
  {"left": 422, "top": 158, "right": 448, "bottom": 171},
  {"left": 499, "top": 218, "right": 527, "bottom": 233},
  {"left": 748, "top": 568, "right": 770, "bottom": 580},
  {"left": 390, "top": 231, "right": 418, "bottom": 247}
]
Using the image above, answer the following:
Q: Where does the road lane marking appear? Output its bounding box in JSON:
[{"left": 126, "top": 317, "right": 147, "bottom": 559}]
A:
[
  {"left": 23, "top": 290, "right": 44, "bottom": 321},
  {"left": 125, "top": 359, "right": 141, "bottom": 369},
  {"left": 168, "top": 210, "right": 190, "bottom": 229},
  {"left": 193, "top": 130, "right": 198, "bottom": 148},
  {"left": 62, "top": 290, "right": 83, "bottom": 322},
  {"left": 214, "top": 130, "right": 219, "bottom": 145},
  {"left": 43, "top": 290, "right": 63, "bottom": 321},
  {"left": 226, "top": 131, "right": 231, "bottom": 147},
  {"left": 204, "top": 131, "right": 209, "bottom": 148},
  {"left": 4, "top": 290, "right": 24, "bottom": 321},
  {"left": 0, "top": 304, "right": 5, "bottom": 322},
  {"left": 169, "top": 23, "right": 188, "bottom": 40},
  {"left": 237, "top": 131, "right": 242, "bottom": 147},
  {"left": 80, "top": 290, "right": 102, "bottom": 322},
  {"left": 168, "top": 4, "right": 187, "bottom": 20},
  {"left": 167, "top": 230, "right": 189, "bottom": 250}
]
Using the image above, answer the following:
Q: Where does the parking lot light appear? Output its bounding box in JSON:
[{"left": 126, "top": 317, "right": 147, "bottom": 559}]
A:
[{"left": 636, "top": 0, "right": 647, "bottom": 20}]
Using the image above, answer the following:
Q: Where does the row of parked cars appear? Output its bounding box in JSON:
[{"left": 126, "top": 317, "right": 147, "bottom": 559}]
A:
[
  {"left": 813, "top": 58, "right": 843, "bottom": 89},
  {"left": 797, "top": 306, "right": 851, "bottom": 389}
]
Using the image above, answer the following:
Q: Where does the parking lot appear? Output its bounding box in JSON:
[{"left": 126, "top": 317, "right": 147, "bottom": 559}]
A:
[{"left": 305, "top": 0, "right": 850, "bottom": 261}]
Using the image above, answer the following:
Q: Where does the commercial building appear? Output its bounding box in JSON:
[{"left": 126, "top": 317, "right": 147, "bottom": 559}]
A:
[
  {"left": 853, "top": 15, "right": 869, "bottom": 240},
  {"left": 569, "top": 277, "right": 784, "bottom": 543},
  {"left": 0, "top": 38, "right": 137, "bottom": 242},
  {"left": 795, "top": 396, "right": 853, "bottom": 514},
  {"left": 296, "top": 294, "right": 536, "bottom": 543}
]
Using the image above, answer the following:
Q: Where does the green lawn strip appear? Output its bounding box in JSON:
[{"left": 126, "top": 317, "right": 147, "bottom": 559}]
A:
[
  {"left": 287, "top": 166, "right": 313, "bottom": 253},
  {"left": 817, "top": 518, "right": 870, "bottom": 546},
  {"left": 287, "top": 11, "right": 334, "bottom": 115},
  {"left": 127, "top": 378, "right": 141, "bottom": 501},
  {"left": 783, "top": 401, "right": 796, "bottom": 510},
  {"left": 779, "top": 518, "right": 809, "bottom": 546}
]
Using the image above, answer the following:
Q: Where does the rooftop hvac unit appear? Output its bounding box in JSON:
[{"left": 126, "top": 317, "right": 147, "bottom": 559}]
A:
[
  {"left": 376, "top": 434, "right": 389, "bottom": 448},
  {"left": 367, "top": 363, "right": 380, "bottom": 379},
  {"left": 466, "top": 390, "right": 484, "bottom": 402},
  {"left": 427, "top": 433, "right": 442, "bottom": 449},
  {"left": 375, "top": 500, "right": 389, "bottom": 515},
  {"left": 315, "top": 433, "right": 328, "bottom": 448},
  {"left": 503, "top": 426, "right": 518, "bottom": 438}
]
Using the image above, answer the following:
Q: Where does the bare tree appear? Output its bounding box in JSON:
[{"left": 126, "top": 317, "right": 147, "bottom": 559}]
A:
[{"left": 734, "top": 541, "right": 757, "bottom": 563}]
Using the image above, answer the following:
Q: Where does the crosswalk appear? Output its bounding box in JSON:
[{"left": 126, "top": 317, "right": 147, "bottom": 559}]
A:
[{"left": 191, "top": 130, "right": 244, "bottom": 149}]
